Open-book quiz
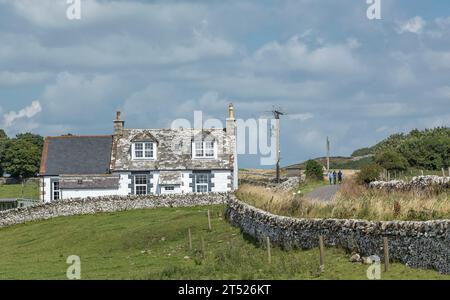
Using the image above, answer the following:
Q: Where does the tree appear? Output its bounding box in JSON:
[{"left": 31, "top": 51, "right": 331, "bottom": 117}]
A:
[
  {"left": 1, "top": 133, "right": 44, "bottom": 179},
  {"left": 0, "top": 129, "right": 8, "bottom": 176},
  {"left": 374, "top": 150, "right": 409, "bottom": 172},
  {"left": 305, "top": 159, "right": 324, "bottom": 181}
]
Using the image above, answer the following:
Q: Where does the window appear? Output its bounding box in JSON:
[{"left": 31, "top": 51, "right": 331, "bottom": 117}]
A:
[
  {"left": 52, "top": 181, "right": 60, "bottom": 201},
  {"left": 135, "top": 175, "right": 148, "bottom": 195},
  {"left": 164, "top": 186, "right": 175, "bottom": 191},
  {"left": 133, "top": 142, "right": 155, "bottom": 160},
  {"left": 195, "top": 173, "right": 209, "bottom": 193},
  {"left": 193, "top": 140, "right": 215, "bottom": 158}
]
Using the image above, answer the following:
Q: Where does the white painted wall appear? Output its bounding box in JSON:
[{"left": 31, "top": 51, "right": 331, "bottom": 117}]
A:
[
  {"left": 160, "top": 185, "right": 182, "bottom": 195},
  {"left": 117, "top": 172, "right": 131, "bottom": 195},
  {"left": 61, "top": 189, "right": 123, "bottom": 200},
  {"left": 212, "top": 170, "right": 232, "bottom": 193},
  {"left": 42, "top": 177, "right": 53, "bottom": 203},
  {"left": 181, "top": 171, "right": 193, "bottom": 193}
]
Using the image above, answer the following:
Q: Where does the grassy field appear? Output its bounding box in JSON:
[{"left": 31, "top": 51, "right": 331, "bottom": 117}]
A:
[
  {"left": 0, "top": 205, "right": 448, "bottom": 279},
  {"left": 0, "top": 182, "right": 39, "bottom": 199}
]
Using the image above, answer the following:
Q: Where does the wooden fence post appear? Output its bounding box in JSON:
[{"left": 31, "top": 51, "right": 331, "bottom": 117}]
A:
[
  {"left": 207, "top": 209, "right": 212, "bottom": 232},
  {"left": 383, "top": 237, "right": 389, "bottom": 272},
  {"left": 201, "top": 236, "right": 205, "bottom": 258},
  {"left": 188, "top": 228, "right": 192, "bottom": 251},
  {"left": 266, "top": 236, "right": 272, "bottom": 264},
  {"left": 421, "top": 170, "right": 424, "bottom": 176},
  {"left": 319, "top": 235, "right": 325, "bottom": 272},
  {"left": 442, "top": 168, "right": 445, "bottom": 177},
  {"left": 448, "top": 167, "right": 450, "bottom": 177}
]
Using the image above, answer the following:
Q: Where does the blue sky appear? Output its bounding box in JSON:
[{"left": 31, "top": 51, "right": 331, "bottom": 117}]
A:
[{"left": 0, "top": 0, "right": 449, "bottom": 168}]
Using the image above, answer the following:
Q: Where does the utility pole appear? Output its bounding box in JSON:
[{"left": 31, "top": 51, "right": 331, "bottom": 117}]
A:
[
  {"left": 326, "top": 137, "right": 330, "bottom": 173},
  {"left": 272, "top": 109, "right": 285, "bottom": 183}
]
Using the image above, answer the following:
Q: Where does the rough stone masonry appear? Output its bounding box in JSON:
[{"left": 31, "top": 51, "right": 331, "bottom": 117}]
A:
[
  {"left": 225, "top": 196, "right": 450, "bottom": 274},
  {"left": 0, "top": 193, "right": 228, "bottom": 229}
]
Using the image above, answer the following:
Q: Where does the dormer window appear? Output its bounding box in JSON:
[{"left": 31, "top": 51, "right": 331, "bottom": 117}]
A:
[
  {"left": 132, "top": 142, "right": 156, "bottom": 160},
  {"left": 193, "top": 140, "right": 216, "bottom": 159}
]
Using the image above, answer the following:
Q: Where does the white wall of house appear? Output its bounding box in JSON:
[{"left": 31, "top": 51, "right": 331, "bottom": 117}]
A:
[
  {"left": 117, "top": 173, "right": 131, "bottom": 195},
  {"left": 181, "top": 171, "right": 193, "bottom": 193},
  {"left": 160, "top": 185, "right": 182, "bottom": 194},
  {"left": 212, "top": 170, "right": 232, "bottom": 193},
  {"left": 61, "top": 188, "right": 123, "bottom": 199},
  {"left": 42, "top": 177, "right": 53, "bottom": 203}
]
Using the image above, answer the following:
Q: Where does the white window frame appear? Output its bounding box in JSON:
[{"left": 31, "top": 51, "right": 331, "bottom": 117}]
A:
[
  {"left": 134, "top": 174, "right": 148, "bottom": 195},
  {"left": 192, "top": 140, "right": 216, "bottom": 159},
  {"left": 132, "top": 142, "right": 156, "bottom": 160},
  {"left": 195, "top": 173, "right": 209, "bottom": 193},
  {"left": 52, "top": 181, "right": 60, "bottom": 201}
]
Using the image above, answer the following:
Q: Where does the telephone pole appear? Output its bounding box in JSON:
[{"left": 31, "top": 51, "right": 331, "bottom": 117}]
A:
[
  {"left": 272, "top": 109, "right": 285, "bottom": 183},
  {"left": 326, "top": 136, "right": 330, "bottom": 173}
]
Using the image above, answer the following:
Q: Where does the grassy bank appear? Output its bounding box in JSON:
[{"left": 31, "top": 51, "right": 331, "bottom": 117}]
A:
[
  {"left": 236, "top": 179, "right": 450, "bottom": 221},
  {"left": 0, "top": 182, "right": 39, "bottom": 199},
  {"left": 0, "top": 205, "right": 448, "bottom": 279}
]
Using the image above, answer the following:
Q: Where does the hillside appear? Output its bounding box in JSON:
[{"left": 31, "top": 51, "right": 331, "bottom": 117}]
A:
[
  {"left": 351, "top": 127, "right": 449, "bottom": 170},
  {"left": 286, "top": 127, "right": 449, "bottom": 171},
  {"left": 0, "top": 206, "right": 447, "bottom": 279},
  {"left": 285, "top": 155, "right": 373, "bottom": 170}
]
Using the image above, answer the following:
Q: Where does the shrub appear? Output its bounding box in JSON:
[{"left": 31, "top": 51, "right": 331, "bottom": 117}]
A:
[
  {"left": 357, "top": 163, "right": 383, "bottom": 185},
  {"left": 374, "top": 150, "right": 409, "bottom": 172},
  {"left": 305, "top": 159, "right": 323, "bottom": 181}
]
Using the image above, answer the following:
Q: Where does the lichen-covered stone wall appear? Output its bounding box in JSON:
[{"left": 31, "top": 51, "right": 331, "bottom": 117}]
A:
[
  {"left": 369, "top": 175, "right": 450, "bottom": 191},
  {"left": 0, "top": 193, "right": 228, "bottom": 229},
  {"left": 225, "top": 196, "right": 450, "bottom": 274}
]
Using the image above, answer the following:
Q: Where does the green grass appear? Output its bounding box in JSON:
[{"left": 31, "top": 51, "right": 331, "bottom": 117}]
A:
[
  {"left": 0, "top": 182, "right": 39, "bottom": 199},
  {"left": 297, "top": 179, "right": 328, "bottom": 194},
  {"left": 0, "top": 205, "right": 448, "bottom": 280}
]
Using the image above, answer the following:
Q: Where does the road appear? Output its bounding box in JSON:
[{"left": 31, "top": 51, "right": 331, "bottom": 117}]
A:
[{"left": 303, "top": 184, "right": 341, "bottom": 202}]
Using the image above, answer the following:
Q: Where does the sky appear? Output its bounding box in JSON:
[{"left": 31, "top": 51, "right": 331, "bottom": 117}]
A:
[{"left": 0, "top": 0, "right": 449, "bottom": 168}]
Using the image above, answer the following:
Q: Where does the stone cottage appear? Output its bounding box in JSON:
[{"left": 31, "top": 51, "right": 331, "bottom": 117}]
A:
[{"left": 39, "top": 105, "right": 238, "bottom": 202}]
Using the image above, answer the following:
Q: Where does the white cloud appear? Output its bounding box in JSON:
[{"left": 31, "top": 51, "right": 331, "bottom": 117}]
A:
[
  {"left": 0, "top": 71, "right": 51, "bottom": 86},
  {"left": 249, "top": 36, "right": 363, "bottom": 74},
  {"left": 288, "top": 113, "right": 314, "bottom": 122},
  {"left": 396, "top": 16, "right": 426, "bottom": 34},
  {"left": 2, "top": 100, "right": 42, "bottom": 128}
]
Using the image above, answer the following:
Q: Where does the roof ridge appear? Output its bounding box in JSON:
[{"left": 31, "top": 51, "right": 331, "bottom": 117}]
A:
[{"left": 46, "top": 135, "right": 113, "bottom": 139}]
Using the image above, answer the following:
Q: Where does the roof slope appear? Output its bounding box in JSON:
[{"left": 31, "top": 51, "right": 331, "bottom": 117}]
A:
[{"left": 40, "top": 136, "right": 113, "bottom": 175}]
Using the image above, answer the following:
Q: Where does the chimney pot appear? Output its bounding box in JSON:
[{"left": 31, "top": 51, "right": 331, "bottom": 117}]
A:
[{"left": 116, "top": 111, "right": 121, "bottom": 120}]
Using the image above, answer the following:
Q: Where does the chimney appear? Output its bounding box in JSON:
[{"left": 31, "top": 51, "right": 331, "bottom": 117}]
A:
[
  {"left": 114, "top": 111, "right": 125, "bottom": 136},
  {"left": 226, "top": 103, "right": 235, "bottom": 135}
]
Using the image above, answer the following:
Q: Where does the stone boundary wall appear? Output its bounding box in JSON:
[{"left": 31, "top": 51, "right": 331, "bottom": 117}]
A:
[
  {"left": 225, "top": 196, "right": 450, "bottom": 274},
  {"left": 369, "top": 175, "right": 450, "bottom": 192},
  {"left": 0, "top": 193, "right": 228, "bottom": 228}
]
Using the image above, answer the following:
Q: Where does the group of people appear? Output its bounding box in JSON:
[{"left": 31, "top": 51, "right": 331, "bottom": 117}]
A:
[{"left": 328, "top": 170, "right": 343, "bottom": 185}]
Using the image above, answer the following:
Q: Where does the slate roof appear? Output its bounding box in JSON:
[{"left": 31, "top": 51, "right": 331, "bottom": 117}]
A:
[
  {"left": 111, "top": 128, "right": 235, "bottom": 171},
  {"left": 59, "top": 174, "right": 120, "bottom": 189},
  {"left": 40, "top": 136, "right": 113, "bottom": 176}
]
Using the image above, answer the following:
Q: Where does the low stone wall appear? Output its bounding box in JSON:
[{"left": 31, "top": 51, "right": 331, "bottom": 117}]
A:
[
  {"left": 0, "top": 193, "right": 228, "bottom": 229},
  {"left": 369, "top": 175, "right": 450, "bottom": 192},
  {"left": 225, "top": 196, "right": 450, "bottom": 274}
]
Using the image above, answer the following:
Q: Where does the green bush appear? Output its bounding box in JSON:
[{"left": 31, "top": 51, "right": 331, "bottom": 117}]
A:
[
  {"left": 374, "top": 150, "right": 409, "bottom": 171},
  {"left": 305, "top": 159, "right": 323, "bottom": 181},
  {"left": 356, "top": 163, "right": 383, "bottom": 185}
]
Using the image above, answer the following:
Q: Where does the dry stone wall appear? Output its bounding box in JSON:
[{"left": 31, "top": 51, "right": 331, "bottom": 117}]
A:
[
  {"left": 225, "top": 196, "right": 450, "bottom": 274},
  {"left": 369, "top": 175, "right": 450, "bottom": 191},
  {"left": 0, "top": 193, "right": 228, "bottom": 228}
]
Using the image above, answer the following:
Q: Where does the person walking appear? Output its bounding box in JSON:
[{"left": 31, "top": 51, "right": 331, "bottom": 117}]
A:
[
  {"left": 332, "top": 170, "right": 337, "bottom": 185},
  {"left": 338, "top": 170, "right": 343, "bottom": 184},
  {"left": 328, "top": 171, "right": 333, "bottom": 185}
]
